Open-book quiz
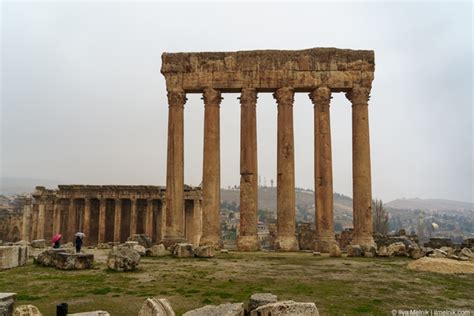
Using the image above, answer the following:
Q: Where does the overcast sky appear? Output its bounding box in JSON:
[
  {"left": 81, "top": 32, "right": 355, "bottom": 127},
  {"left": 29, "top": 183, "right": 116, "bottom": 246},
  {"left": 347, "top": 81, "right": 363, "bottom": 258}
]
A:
[{"left": 1, "top": 1, "right": 473, "bottom": 202}]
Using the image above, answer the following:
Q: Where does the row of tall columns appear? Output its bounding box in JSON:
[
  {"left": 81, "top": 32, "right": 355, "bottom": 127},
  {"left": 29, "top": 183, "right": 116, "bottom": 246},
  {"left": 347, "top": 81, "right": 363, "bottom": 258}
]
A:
[
  {"left": 32, "top": 198, "right": 171, "bottom": 245},
  {"left": 164, "top": 85, "right": 374, "bottom": 251}
]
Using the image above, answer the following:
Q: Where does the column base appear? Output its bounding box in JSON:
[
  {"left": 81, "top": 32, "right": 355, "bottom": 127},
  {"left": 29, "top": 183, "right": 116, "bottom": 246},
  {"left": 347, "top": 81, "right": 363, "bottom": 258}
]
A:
[
  {"left": 351, "top": 235, "right": 376, "bottom": 249},
  {"left": 274, "top": 236, "right": 299, "bottom": 252},
  {"left": 199, "top": 235, "right": 222, "bottom": 249},
  {"left": 313, "top": 236, "right": 338, "bottom": 253},
  {"left": 237, "top": 235, "right": 260, "bottom": 251}
]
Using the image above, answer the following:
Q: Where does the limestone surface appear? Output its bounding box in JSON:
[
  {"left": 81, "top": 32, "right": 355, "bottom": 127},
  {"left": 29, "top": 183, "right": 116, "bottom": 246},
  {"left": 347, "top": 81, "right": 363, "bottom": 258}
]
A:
[
  {"left": 246, "top": 293, "right": 278, "bottom": 313},
  {"left": 55, "top": 252, "right": 93, "bottom": 270},
  {"left": 0, "top": 246, "right": 28, "bottom": 270},
  {"left": 31, "top": 239, "right": 46, "bottom": 248},
  {"left": 183, "top": 303, "right": 244, "bottom": 316},
  {"left": 194, "top": 246, "right": 215, "bottom": 258},
  {"left": 13, "top": 305, "right": 43, "bottom": 316},
  {"left": 107, "top": 247, "right": 140, "bottom": 271},
  {"left": 138, "top": 298, "right": 175, "bottom": 316},
  {"left": 0, "top": 293, "right": 16, "bottom": 316},
  {"left": 146, "top": 244, "right": 171, "bottom": 257},
  {"left": 172, "top": 243, "right": 194, "bottom": 258},
  {"left": 250, "top": 300, "right": 319, "bottom": 316}
]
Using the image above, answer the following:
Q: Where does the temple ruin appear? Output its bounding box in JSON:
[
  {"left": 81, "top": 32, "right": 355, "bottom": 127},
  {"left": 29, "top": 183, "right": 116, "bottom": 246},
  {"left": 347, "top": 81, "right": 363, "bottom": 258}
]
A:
[
  {"left": 23, "top": 185, "right": 202, "bottom": 246},
  {"left": 161, "top": 48, "right": 376, "bottom": 251}
]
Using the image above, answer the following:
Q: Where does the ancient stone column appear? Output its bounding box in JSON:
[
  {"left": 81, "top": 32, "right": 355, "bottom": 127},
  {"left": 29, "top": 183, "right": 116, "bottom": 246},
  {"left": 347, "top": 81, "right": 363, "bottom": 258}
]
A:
[
  {"left": 130, "top": 198, "right": 137, "bottom": 236},
  {"left": 52, "top": 201, "right": 59, "bottom": 235},
  {"left": 164, "top": 89, "right": 186, "bottom": 245},
  {"left": 98, "top": 198, "right": 106, "bottom": 243},
  {"left": 237, "top": 88, "right": 259, "bottom": 251},
  {"left": 273, "top": 87, "right": 299, "bottom": 251},
  {"left": 200, "top": 87, "right": 223, "bottom": 248},
  {"left": 346, "top": 87, "right": 375, "bottom": 248},
  {"left": 37, "top": 202, "right": 46, "bottom": 239},
  {"left": 309, "top": 86, "right": 337, "bottom": 252},
  {"left": 145, "top": 199, "right": 154, "bottom": 238},
  {"left": 22, "top": 202, "right": 32, "bottom": 241},
  {"left": 68, "top": 199, "right": 76, "bottom": 242},
  {"left": 114, "top": 198, "right": 122, "bottom": 242},
  {"left": 83, "top": 198, "right": 91, "bottom": 245}
]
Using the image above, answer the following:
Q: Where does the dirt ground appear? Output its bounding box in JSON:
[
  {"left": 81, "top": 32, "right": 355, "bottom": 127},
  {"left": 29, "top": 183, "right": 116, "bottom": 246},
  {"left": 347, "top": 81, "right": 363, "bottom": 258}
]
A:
[
  {"left": 407, "top": 257, "right": 474, "bottom": 274},
  {"left": 2, "top": 249, "right": 473, "bottom": 315}
]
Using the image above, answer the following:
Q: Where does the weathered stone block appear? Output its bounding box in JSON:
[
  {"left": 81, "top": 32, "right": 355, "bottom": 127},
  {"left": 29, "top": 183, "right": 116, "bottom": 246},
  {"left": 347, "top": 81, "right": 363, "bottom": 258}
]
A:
[
  {"left": 107, "top": 247, "right": 140, "bottom": 272},
  {"left": 183, "top": 303, "right": 244, "bottom": 316},
  {"left": 138, "top": 297, "right": 175, "bottom": 316},
  {"left": 0, "top": 293, "right": 16, "bottom": 316},
  {"left": 347, "top": 245, "right": 362, "bottom": 257},
  {"left": 387, "top": 242, "right": 406, "bottom": 257},
  {"left": 0, "top": 246, "right": 28, "bottom": 270},
  {"left": 146, "top": 244, "right": 171, "bottom": 257},
  {"left": 13, "top": 304, "right": 42, "bottom": 316},
  {"left": 128, "top": 234, "right": 153, "bottom": 249},
  {"left": 250, "top": 301, "right": 319, "bottom": 316},
  {"left": 194, "top": 246, "right": 215, "bottom": 258},
  {"left": 172, "top": 243, "right": 194, "bottom": 258},
  {"left": 329, "top": 244, "right": 341, "bottom": 257},
  {"left": 67, "top": 312, "right": 110, "bottom": 316},
  {"left": 31, "top": 239, "right": 46, "bottom": 248},
  {"left": 55, "top": 253, "right": 94, "bottom": 270},
  {"left": 246, "top": 293, "right": 278, "bottom": 313}
]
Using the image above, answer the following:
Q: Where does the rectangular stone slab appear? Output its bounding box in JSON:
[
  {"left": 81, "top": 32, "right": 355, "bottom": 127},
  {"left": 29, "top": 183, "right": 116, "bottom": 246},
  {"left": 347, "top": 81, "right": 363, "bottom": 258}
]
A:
[{"left": 161, "top": 48, "right": 375, "bottom": 93}]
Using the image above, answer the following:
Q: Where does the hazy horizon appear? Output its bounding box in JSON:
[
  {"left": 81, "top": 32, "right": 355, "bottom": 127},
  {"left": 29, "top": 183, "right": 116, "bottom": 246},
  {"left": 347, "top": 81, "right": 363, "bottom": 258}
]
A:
[{"left": 1, "top": 1, "right": 473, "bottom": 203}]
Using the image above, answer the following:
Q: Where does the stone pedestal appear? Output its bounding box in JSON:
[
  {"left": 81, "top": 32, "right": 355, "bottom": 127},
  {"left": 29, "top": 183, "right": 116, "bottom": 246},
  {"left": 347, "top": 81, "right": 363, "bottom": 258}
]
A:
[
  {"left": 238, "top": 88, "right": 260, "bottom": 251},
  {"left": 346, "top": 87, "right": 375, "bottom": 248},
  {"left": 200, "top": 88, "right": 222, "bottom": 248},
  {"left": 164, "top": 90, "right": 186, "bottom": 243},
  {"left": 273, "top": 87, "right": 298, "bottom": 251},
  {"left": 310, "top": 87, "right": 337, "bottom": 252}
]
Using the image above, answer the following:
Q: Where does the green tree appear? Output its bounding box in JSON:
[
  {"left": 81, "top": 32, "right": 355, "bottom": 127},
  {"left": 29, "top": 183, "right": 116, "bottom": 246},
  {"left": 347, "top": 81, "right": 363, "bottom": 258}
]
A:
[{"left": 372, "top": 199, "right": 389, "bottom": 235}]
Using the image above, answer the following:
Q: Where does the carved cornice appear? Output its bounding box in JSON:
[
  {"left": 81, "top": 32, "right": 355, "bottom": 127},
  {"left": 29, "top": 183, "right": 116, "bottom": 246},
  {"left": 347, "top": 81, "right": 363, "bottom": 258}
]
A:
[
  {"left": 273, "top": 87, "right": 294, "bottom": 106},
  {"left": 202, "top": 87, "right": 223, "bottom": 107},
  {"left": 345, "top": 86, "right": 370, "bottom": 105}
]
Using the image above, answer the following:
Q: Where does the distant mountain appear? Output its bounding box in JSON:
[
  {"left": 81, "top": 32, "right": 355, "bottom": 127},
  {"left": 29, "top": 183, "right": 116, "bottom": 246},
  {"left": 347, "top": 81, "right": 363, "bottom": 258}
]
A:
[
  {"left": 386, "top": 198, "right": 473, "bottom": 214},
  {"left": 0, "top": 177, "right": 61, "bottom": 196}
]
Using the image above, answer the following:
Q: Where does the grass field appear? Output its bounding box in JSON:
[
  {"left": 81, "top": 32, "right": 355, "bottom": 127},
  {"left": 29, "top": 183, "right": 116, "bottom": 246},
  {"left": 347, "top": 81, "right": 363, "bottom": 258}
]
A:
[{"left": 1, "top": 250, "right": 473, "bottom": 315}]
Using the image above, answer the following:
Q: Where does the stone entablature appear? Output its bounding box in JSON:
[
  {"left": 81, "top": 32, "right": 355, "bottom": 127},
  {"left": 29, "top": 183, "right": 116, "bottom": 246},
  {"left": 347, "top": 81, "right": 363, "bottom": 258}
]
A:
[{"left": 161, "top": 48, "right": 374, "bottom": 92}]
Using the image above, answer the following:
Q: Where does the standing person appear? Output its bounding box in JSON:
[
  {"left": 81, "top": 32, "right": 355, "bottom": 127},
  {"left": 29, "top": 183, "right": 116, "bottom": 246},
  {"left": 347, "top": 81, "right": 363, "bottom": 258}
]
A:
[
  {"left": 53, "top": 238, "right": 61, "bottom": 249},
  {"left": 75, "top": 235, "right": 83, "bottom": 253}
]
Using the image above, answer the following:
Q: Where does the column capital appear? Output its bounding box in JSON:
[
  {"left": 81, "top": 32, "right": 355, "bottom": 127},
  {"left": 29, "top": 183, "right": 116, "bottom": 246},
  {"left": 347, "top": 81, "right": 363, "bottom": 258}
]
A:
[
  {"left": 309, "top": 86, "right": 332, "bottom": 108},
  {"left": 167, "top": 90, "right": 187, "bottom": 108},
  {"left": 273, "top": 87, "right": 294, "bottom": 106},
  {"left": 202, "top": 87, "right": 222, "bottom": 107},
  {"left": 345, "top": 86, "right": 370, "bottom": 105},
  {"left": 239, "top": 88, "right": 258, "bottom": 105}
]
